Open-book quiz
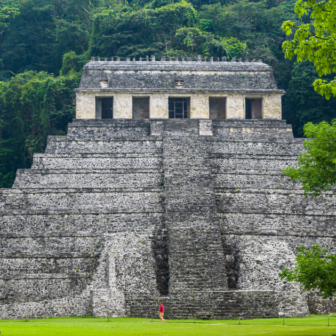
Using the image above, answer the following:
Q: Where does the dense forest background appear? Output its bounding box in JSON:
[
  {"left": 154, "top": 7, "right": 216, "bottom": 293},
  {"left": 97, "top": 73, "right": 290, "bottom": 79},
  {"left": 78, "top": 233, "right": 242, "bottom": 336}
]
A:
[{"left": 0, "top": 0, "right": 336, "bottom": 188}]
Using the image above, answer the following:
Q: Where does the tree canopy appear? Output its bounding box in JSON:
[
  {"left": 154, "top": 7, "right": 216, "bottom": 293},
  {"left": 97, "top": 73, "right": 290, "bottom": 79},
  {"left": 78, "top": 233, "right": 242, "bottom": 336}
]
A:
[
  {"left": 0, "top": 0, "right": 20, "bottom": 36},
  {"left": 282, "top": 0, "right": 336, "bottom": 99},
  {"left": 282, "top": 119, "right": 336, "bottom": 197},
  {"left": 280, "top": 245, "right": 336, "bottom": 299}
]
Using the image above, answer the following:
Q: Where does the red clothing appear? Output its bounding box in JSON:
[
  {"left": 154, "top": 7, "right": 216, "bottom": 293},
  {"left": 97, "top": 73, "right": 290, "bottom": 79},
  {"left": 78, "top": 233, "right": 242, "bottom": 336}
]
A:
[{"left": 159, "top": 304, "right": 164, "bottom": 313}]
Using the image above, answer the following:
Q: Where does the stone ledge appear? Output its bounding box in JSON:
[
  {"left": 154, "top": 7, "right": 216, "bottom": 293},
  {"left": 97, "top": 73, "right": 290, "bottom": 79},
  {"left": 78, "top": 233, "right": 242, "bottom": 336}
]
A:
[
  {"left": 0, "top": 210, "right": 165, "bottom": 215},
  {"left": 32, "top": 153, "right": 163, "bottom": 158},
  {"left": 0, "top": 273, "right": 89, "bottom": 280},
  {"left": 16, "top": 169, "right": 164, "bottom": 174},
  {"left": 75, "top": 88, "right": 285, "bottom": 94},
  {"left": 0, "top": 188, "right": 164, "bottom": 195}
]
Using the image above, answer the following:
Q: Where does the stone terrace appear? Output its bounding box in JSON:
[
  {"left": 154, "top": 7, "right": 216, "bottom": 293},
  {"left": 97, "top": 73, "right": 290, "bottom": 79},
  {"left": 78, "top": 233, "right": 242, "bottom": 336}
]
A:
[{"left": 0, "top": 119, "right": 335, "bottom": 319}]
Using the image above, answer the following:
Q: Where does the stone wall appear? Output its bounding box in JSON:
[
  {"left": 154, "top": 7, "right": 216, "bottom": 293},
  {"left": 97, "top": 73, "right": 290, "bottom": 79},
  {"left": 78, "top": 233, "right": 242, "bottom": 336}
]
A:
[
  {"left": 0, "top": 119, "right": 335, "bottom": 319},
  {"left": 76, "top": 92, "right": 282, "bottom": 120}
]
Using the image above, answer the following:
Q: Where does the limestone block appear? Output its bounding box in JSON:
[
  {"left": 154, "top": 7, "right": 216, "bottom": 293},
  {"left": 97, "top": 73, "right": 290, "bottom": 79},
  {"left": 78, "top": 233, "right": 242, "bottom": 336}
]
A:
[
  {"left": 114, "top": 94, "right": 132, "bottom": 119},
  {"left": 226, "top": 95, "right": 245, "bottom": 119},
  {"left": 199, "top": 120, "right": 213, "bottom": 135},
  {"left": 190, "top": 95, "right": 209, "bottom": 118},
  {"left": 263, "top": 94, "right": 282, "bottom": 119},
  {"left": 76, "top": 93, "right": 95, "bottom": 119},
  {"left": 150, "top": 94, "right": 168, "bottom": 118}
]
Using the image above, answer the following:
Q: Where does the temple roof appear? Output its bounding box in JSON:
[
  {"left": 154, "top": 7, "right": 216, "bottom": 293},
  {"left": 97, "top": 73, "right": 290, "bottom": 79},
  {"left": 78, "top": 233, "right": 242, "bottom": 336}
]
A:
[{"left": 76, "top": 57, "right": 284, "bottom": 94}]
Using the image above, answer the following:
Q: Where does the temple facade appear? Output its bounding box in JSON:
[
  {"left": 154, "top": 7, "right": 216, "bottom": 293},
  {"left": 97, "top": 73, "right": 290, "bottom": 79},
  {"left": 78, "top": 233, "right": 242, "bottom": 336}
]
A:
[{"left": 75, "top": 56, "right": 284, "bottom": 120}]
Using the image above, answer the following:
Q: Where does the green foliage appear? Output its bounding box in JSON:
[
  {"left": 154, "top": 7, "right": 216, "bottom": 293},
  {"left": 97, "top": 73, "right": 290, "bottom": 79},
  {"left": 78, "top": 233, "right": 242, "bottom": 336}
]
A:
[
  {"left": 201, "top": 1, "right": 296, "bottom": 64},
  {"left": 282, "top": 119, "right": 336, "bottom": 197},
  {"left": 0, "top": 0, "right": 20, "bottom": 35},
  {"left": 279, "top": 245, "right": 336, "bottom": 299},
  {"left": 60, "top": 51, "right": 90, "bottom": 76},
  {"left": 0, "top": 70, "right": 80, "bottom": 188},
  {"left": 282, "top": 62, "right": 336, "bottom": 136},
  {"left": 220, "top": 37, "right": 246, "bottom": 59},
  {"left": 91, "top": 1, "right": 199, "bottom": 58},
  {"left": 282, "top": 0, "right": 336, "bottom": 99},
  {"left": 174, "top": 27, "right": 246, "bottom": 58},
  {"left": 1, "top": 0, "right": 94, "bottom": 74}
]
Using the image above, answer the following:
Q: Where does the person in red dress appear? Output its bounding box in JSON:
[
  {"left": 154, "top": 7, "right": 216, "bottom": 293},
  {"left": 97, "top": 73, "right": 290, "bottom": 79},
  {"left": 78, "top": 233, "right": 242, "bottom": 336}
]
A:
[{"left": 158, "top": 302, "right": 165, "bottom": 323}]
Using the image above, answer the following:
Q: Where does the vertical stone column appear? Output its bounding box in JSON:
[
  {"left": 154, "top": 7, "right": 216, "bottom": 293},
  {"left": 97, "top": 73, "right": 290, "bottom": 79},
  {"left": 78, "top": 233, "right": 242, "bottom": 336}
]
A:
[
  {"left": 96, "top": 98, "right": 102, "bottom": 119},
  {"left": 226, "top": 95, "right": 245, "bottom": 119},
  {"left": 150, "top": 94, "right": 169, "bottom": 118},
  {"left": 114, "top": 94, "right": 132, "bottom": 119},
  {"left": 76, "top": 92, "right": 95, "bottom": 119},
  {"left": 263, "top": 94, "right": 282, "bottom": 119},
  {"left": 190, "top": 95, "right": 209, "bottom": 119}
]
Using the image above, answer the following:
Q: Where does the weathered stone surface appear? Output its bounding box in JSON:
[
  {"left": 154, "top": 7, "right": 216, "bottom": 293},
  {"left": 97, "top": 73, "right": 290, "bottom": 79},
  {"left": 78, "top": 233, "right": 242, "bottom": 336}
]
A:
[
  {"left": 0, "top": 119, "right": 335, "bottom": 319},
  {"left": 77, "top": 60, "right": 280, "bottom": 92}
]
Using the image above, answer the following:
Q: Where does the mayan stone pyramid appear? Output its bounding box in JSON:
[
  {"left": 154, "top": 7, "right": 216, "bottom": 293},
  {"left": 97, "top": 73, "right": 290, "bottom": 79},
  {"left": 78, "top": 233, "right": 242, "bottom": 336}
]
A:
[{"left": 0, "top": 57, "right": 335, "bottom": 319}]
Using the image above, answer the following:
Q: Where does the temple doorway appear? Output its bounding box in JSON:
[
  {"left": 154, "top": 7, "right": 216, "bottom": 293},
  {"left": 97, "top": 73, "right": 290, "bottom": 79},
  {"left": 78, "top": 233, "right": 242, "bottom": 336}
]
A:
[
  {"left": 133, "top": 97, "right": 150, "bottom": 119},
  {"left": 246, "top": 98, "right": 262, "bottom": 119},
  {"left": 209, "top": 97, "right": 226, "bottom": 119},
  {"left": 102, "top": 98, "right": 113, "bottom": 119},
  {"left": 169, "top": 98, "right": 190, "bottom": 119}
]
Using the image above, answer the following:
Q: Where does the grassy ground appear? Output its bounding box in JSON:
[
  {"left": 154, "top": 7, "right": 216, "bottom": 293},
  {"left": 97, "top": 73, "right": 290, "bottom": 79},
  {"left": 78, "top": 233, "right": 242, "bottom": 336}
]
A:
[{"left": 0, "top": 315, "right": 335, "bottom": 336}]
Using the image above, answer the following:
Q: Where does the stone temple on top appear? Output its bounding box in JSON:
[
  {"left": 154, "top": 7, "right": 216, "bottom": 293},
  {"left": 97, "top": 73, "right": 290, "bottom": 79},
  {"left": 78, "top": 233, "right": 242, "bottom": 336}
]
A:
[
  {"left": 76, "top": 56, "right": 283, "bottom": 121},
  {"left": 0, "top": 56, "right": 335, "bottom": 320}
]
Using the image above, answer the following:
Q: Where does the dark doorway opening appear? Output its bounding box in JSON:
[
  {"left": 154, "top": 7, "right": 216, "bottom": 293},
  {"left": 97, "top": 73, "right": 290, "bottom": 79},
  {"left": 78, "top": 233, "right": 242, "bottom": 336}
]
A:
[
  {"left": 169, "top": 98, "right": 190, "bottom": 119},
  {"left": 133, "top": 97, "right": 150, "bottom": 119},
  {"left": 245, "top": 98, "right": 262, "bottom": 119},
  {"left": 209, "top": 97, "right": 226, "bottom": 119},
  {"left": 102, "top": 98, "right": 113, "bottom": 119}
]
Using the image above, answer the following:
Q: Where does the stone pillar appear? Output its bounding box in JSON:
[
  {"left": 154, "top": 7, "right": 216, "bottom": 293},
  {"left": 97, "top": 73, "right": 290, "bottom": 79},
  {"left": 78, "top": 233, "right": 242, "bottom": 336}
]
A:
[
  {"left": 263, "top": 94, "right": 282, "bottom": 119},
  {"left": 150, "top": 94, "right": 168, "bottom": 118},
  {"left": 95, "top": 98, "right": 102, "bottom": 119},
  {"left": 76, "top": 92, "right": 95, "bottom": 119},
  {"left": 114, "top": 94, "right": 132, "bottom": 119},
  {"left": 226, "top": 95, "right": 245, "bottom": 119},
  {"left": 190, "top": 95, "right": 209, "bottom": 119}
]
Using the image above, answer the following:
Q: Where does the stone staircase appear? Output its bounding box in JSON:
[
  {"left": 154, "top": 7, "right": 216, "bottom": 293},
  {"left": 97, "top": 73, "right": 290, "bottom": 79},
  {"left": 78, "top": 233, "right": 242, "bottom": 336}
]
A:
[{"left": 162, "top": 125, "right": 228, "bottom": 293}]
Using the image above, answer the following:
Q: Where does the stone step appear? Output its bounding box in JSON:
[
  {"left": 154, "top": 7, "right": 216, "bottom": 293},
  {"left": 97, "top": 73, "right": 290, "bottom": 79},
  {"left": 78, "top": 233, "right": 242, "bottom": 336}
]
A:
[
  {"left": 0, "top": 257, "right": 97, "bottom": 277},
  {"left": 218, "top": 213, "right": 336, "bottom": 237},
  {"left": 31, "top": 154, "right": 162, "bottom": 170},
  {"left": 0, "top": 236, "right": 102, "bottom": 257},
  {"left": 211, "top": 155, "right": 298, "bottom": 172},
  {"left": 125, "top": 290, "right": 278, "bottom": 319},
  {"left": 45, "top": 138, "right": 162, "bottom": 154},
  {"left": 0, "top": 213, "right": 163, "bottom": 235},
  {"left": 0, "top": 276, "right": 89, "bottom": 304},
  {"left": 67, "top": 119, "right": 150, "bottom": 138},
  {"left": 212, "top": 119, "right": 294, "bottom": 140},
  {"left": 214, "top": 173, "right": 300, "bottom": 190},
  {"left": 0, "top": 190, "right": 163, "bottom": 214},
  {"left": 215, "top": 189, "right": 336, "bottom": 215},
  {"left": 13, "top": 170, "right": 163, "bottom": 189},
  {"left": 163, "top": 119, "right": 199, "bottom": 136},
  {"left": 209, "top": 139, "right": 304, "bottom": 156}
]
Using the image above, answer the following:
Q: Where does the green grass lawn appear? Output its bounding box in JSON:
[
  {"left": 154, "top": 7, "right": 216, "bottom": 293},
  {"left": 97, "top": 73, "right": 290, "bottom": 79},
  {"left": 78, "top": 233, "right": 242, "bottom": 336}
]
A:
[{"left": 0, "top": 315, "right": 336, "bottom": 336}]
